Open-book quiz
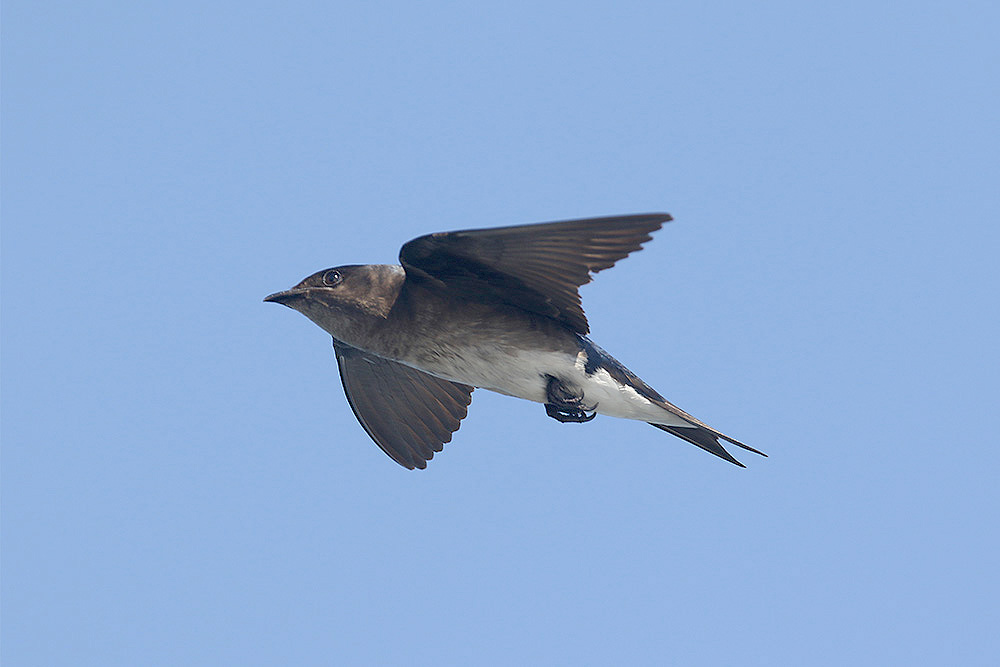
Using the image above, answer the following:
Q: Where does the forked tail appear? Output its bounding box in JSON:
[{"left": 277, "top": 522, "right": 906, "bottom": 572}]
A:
[{"left": 649, "top": 423, "right": 767, "bottom": 467}]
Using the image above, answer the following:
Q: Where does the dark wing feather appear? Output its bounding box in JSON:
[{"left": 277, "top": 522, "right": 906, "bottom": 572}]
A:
[
  {"left": 399, "top": 213, "right": 671, "bottom": 334},
  {"left": 333, "top": 339, "right": 474, "bottom": 470}
]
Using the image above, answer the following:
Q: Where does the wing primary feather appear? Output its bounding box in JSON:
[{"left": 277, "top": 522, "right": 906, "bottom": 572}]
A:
[
  {"left": 332, "top": 338, "right": 474, "bottom": 470},
  {"left": 399, "top": 213, "right": 672, "bottom": 333}
]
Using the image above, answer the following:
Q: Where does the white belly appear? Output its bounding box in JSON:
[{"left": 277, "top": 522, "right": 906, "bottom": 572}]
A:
[{"left": 413, "top": 344, "right": 690, "bottom": 427}]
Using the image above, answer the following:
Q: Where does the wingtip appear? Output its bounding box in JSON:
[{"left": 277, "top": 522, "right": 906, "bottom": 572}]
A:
[{"left": 636, "top": 212, "right": 672, "bottom": 226}]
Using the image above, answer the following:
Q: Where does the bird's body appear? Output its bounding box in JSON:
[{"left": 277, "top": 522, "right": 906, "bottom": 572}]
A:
[
  {"left": 373, "top": 281, "right": 691, "bottom": 425},
  {"left": 265, "top": 214, "right": 764, "bottom": 469}
]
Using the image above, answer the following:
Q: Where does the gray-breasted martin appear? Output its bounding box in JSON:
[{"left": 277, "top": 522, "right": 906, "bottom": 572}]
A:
[{"left": 265, "top": 214, "right": 764, "bottom": 469}]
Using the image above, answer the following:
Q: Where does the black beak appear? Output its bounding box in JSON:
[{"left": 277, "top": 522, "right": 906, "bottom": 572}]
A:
[{"left": 263, "top": 289, "right": 306, "bottom": 305}]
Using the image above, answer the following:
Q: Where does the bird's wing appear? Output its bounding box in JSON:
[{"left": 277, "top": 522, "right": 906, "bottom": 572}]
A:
[
  {"left": 333, "top": 339, "right": 474, "bottom": 470},
  {"left": 399, "top": 213, "right": 671, "bottom": 334}
]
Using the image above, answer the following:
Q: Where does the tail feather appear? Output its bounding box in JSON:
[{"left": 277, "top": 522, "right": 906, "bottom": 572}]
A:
[{"left": 649, "top": 423, "right": 766, "bottom": 467}]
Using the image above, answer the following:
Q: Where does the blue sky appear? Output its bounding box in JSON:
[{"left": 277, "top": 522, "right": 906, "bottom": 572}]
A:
[{"left": 3, "top": 1, "right": 998, "bottom": 664}]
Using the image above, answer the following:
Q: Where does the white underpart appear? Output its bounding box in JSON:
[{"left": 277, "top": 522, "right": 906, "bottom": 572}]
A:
[{"left": 411, "top": 345, "right": 691, "bottom": 427}]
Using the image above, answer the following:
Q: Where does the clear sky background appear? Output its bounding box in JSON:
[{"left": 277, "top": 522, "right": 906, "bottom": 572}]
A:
[{"left": 4, "top": 1, "right": 998, "bottom": 665}]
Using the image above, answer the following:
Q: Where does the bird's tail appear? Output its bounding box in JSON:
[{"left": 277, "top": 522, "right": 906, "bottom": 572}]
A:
[{"left": 649, "top": 423, "right": 767, "bottom": 467}]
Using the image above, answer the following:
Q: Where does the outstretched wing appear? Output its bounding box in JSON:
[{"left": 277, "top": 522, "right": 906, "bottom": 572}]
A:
[
  {"left": 399, "top": 213, "right": 671, "bottom": 334},
  {"left": 333, "top": 339, "right": 474, "bottom": 470}
]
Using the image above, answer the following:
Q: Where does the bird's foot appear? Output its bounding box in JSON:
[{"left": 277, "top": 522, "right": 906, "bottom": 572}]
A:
[
  {"left": 545, "top": 403, "right": 597, "bottom": 422},
  {"left": 544, "top": 375, "right": 597, "bottom": 423}
]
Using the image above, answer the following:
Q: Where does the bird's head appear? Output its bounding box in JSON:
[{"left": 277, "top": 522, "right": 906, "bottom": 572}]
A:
[{"left": 264, "top": 264, "right": 405, "bottom": 343}]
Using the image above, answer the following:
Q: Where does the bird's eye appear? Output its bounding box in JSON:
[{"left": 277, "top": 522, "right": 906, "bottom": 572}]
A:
[{"left": 322, "top": 270, "right": 342, "bottom": 286}]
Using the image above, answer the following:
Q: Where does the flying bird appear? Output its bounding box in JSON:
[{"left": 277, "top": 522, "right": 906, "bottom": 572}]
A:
[{"left": 265, "top": 213, "right": 764, "bottom": 469}]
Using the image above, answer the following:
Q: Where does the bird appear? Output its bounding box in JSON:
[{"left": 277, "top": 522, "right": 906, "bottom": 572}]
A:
[{"left": 264, "top": 213, "right": 765, "bottom": 469}]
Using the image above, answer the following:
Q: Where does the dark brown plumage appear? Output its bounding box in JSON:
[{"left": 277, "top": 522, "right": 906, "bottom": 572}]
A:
[{"left": 266, "top": 213, "right": 764, "bottom": 469}]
